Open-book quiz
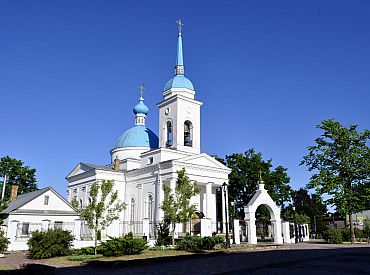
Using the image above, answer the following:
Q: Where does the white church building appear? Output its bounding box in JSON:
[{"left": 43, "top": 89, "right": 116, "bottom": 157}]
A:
[{"left": 66, "top": 21, "right": 232, "bottom": 240}]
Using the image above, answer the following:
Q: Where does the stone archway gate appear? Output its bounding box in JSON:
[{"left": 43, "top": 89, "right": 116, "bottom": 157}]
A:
[{"left": 244, "top": 183, "right": 283, "bottom": 244}]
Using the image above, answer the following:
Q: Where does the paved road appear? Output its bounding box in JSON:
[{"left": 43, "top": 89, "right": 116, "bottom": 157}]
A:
[
  {"left": 2, "top": 243, "right": 370, "bottom": 274},
  {"left": 55, "top": 243, "right": 370, "bottom": 275}
]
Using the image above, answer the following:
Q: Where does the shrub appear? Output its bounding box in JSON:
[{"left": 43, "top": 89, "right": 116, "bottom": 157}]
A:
[
  {"left": 71, "top": 246, "right": 95, "bottom": 255},
  {"left": 323, "top": 228, "right": 343, "bottom": 244},
  {"left": 97, "top": 233, "right": 148, "bottom": 256},
  {"left": 0, "top": 230, "right": 9, "bottom": 253},
  {"left": 341, "top": 228, "right": 351, "bottom": 242},
  {"left": 341, "top": 228, "right": 363, "bottom": 242},
  {"left": 176, "top": 235, "right": 224, "bottom": 251},
  {"left": 68, "top": 254, "right": 102, "bottom": 261},
  {"left": 27, "top": 229, "right": 74, "bottom": 259},
  {"left": 155, "top": 221, "right": 171, "bottom": 246}
]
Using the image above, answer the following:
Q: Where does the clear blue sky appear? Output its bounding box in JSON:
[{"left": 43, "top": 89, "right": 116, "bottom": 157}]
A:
[{"left": 1, "top": 1, "right": 369, "bottom": 197}]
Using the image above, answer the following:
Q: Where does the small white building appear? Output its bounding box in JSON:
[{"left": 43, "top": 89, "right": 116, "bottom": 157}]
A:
[
  {"left": 66, "top": 22, "right": 232, "bottom": 240},
  {"left": 0, "top": 186, "right": 80, "bottom": 251}
]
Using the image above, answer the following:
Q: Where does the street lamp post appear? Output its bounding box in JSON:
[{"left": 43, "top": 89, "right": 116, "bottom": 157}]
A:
[
  {"left": 222, "top": 182, "right": 230, "bottom": 248},
  {"left": 230, "top": 201, "right": 236, "bottom": 244}
]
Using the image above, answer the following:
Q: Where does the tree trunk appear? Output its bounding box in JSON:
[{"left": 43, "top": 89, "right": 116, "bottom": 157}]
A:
[
  {"left": 171, "top": 223, "right": 176, "bottom": 246},
  {"left": 94, "top": 230, "right": 98, "bottom": 255},
  {"left": 349, "top": 213, "right": 355, "bottom": 244},
  {"left": 94, "top": 219, "right": 98, "bottom": 255}
]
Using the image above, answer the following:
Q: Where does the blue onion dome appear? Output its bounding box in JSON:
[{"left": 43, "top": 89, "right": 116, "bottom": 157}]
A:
[
  {"left": 114, "top": 125, "right": 159, "bottom": 149},
  {"left": 133, "top": 98, "right": 149, "bottom": 115},
  {"left": 164, "top": 75, "right": 194, "bottom": 91}
]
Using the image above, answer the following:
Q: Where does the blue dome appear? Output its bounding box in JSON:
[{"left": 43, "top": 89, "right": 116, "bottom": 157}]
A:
[
  {"left": 164, "top": 75, "right": 194, "bottom": 91},
  {"left": 133, "top": 99, "right": 149, "bottom": 115},
  {"left": 114, "top": 125, "right": 159, "bottom": 149}
]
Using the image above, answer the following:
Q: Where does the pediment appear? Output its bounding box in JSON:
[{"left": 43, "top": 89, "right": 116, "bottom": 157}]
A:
[
  {"left": 66, "top": 163, "right": 95, "bottom": 179},
  {"left": 176, "top": 153, "right": 231, "bottom": 171}
]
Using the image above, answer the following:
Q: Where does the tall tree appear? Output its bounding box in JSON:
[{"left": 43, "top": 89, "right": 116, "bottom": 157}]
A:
[
  {"left": 285, "top": 188, "right": 327, "bottom": 233},
  {"left": 161, "top": 168, "right": 200, "bottom": 245},
  {"left": 301, "top": 119, "right": 370, "bottom": 243},
  {"left": 217, "top": 149, "right": 292, "bottom": 217},
  {"left": 0, "top": 156, "right": 37, "bottom": 199},
  {"left": 73, "top": 180, "right": 125, "bottom": 254}
]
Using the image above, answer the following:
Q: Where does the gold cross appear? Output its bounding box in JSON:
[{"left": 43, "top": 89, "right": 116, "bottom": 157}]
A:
[{"left": 138, "top": 84, "right": 145, "bottom": 99}]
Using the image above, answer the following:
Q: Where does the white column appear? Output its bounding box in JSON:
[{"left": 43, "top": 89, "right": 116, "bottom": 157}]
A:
[
  {"left": 170, "top": 178, "right": 176, "bottom": 192},
  {"left": 247, "top": 217, "right": 257, "bottom": 244},
  {"left": 74, "top": 219, "right": 81, "bottom": 241},
  {"left": 142, "top": 218, "right": 150, "bottom": 239},
  {"left": 273, "top": 219, "right": 283, "bottom": 244},
  {"left": 206, "top": 183, "right": 212, "bottom": 219},
  {"left": 233, "top": 219, "right": 240, "bottom": 244},
  {"left": 41, "top": 220, "right": 50, "bottom": 232},
  {"left": 156, "top": 175, "right": 164, "bottom": 222}
]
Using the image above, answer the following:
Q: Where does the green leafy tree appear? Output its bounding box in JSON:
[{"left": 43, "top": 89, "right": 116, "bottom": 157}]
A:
[
  {"left": 0, "top": 200, "right": 8, "bottom": 225},
  {"left": 161, "top": 168, "right": 200, "bottom": 245},
  {"left": 217, "top": 149, "right": 292, "bottom": 217},
  {"left": 0, "top": 229, "right": 9, "bottom": 253},
  {"left": 301, "top": 119, "right": 370, "bottom": 243},
  {"left": 73, "top": 180, "right": 125, "bottom": 254},
  {"left": 285, "top": 188, "right": 327, "bottom": 234},
  {"left": 0, "top": 156, "right": 37, "bottom": 199}
]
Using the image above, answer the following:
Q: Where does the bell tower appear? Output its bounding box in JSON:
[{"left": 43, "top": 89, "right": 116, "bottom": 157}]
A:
[{"left": 157, "top": 20, "right": 203, "bottom": 154}]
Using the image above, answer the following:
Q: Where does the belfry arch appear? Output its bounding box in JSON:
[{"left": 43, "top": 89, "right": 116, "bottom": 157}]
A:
[{"left": 244, "top": 181, "right": 283, "bottom": 244}]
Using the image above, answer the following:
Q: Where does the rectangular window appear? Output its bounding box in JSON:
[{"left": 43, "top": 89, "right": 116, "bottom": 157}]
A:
[
  {"left": 44, "top": 195, "right": 49, "bottom": 205},
  {"left": 21, "top": 223, "right": 30, "bottom": 236},
  {"left": 54, "top": 221, "right": 63, "bottom": 229}
]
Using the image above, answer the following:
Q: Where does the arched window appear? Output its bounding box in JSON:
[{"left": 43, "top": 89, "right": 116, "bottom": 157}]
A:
[
  {"left": 147, "top": 194, "right": 153, "bottom": 222},
  {"left": 79, "top": 199, "right": 83, "bottom": 209},
  {"left": 130, "top": 198, "right": 136, "bottom": 223},
  {"left": 184, "top": 120, "right": 193, "bottom": 147},
  {"left": 166, "top": 121, "right": 173, "bottom": 147},
  {"left": 88, "top": 197, "right": 92, "bottom": 204}
]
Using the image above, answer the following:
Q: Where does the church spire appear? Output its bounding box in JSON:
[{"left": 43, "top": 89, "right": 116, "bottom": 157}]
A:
[
  {"left": 133, "top": 84, "right": 149, "bottom": 126},
  {"left": 175, "top": 19, "right": 184, "bottom": 75}
]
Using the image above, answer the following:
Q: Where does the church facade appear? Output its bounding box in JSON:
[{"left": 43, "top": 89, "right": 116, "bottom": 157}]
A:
[{"left": 66, "top": 22, "right": 231, "bottom": 239}]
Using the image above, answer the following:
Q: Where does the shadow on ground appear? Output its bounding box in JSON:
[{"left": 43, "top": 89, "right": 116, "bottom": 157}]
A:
[{"left": 2, "top": 246, "right": 370, "bottom": 274}]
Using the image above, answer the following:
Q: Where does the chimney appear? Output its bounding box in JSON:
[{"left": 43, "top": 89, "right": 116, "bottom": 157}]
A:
[
  {"left": 10, "top": 184, "right": 19, "bottom": 202},
  {"left": 113, "top": 157, "right": 120, "bottom": 171}
]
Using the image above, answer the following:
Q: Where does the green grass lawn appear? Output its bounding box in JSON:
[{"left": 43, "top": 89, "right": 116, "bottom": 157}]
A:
[
  {"left": 0, "top": 266, "right": 14, "bottom": 270},
  {"left": 42, "top": 249, "right": 197, "bottom": 266}
]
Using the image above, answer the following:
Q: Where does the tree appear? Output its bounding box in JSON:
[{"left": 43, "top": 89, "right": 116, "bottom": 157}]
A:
[
  {"left": 0, "top": 156, "right": 37, "bottom": 200},
  {"left": 301, "top": 119, "right": 370, "bottom": 243},
  {"left": 217, "top": 149, "right": 292, "bottom": 218},
  {"left": 285, "top": 188, "right": 327, "bottom": 234},
  {"left": 73, "top": 180, "right": 125, "bottom": 254},
  {"left": 161, "top": 168, "right": 200, "bottom": 245}
]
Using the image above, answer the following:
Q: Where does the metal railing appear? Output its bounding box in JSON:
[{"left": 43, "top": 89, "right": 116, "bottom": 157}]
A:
[
  {"left": 80, "top": 222, "right": 94, "bottom": 240},
  {"left": 119, "top": 221, "right": 143, "bottom": 237},
  {"left": 49, "top": 222, "right": 75, "bottom": 232},
  {"left": 15, "top": 223, "right": 42, "bottom": 239}
]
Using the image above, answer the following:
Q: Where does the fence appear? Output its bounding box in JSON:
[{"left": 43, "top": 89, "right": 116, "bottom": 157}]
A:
[
  {"left": 15, "top": 223, "right": 42, "bottom": 239},
  {"left": 119, "top": 221, "right": 143, "bottom": 237},
  {"left": 80, "top": 222, "right": 94, "bottom": 240},
  {"left": 50, "top": 222, "right": 75, "bottom": 232}
]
